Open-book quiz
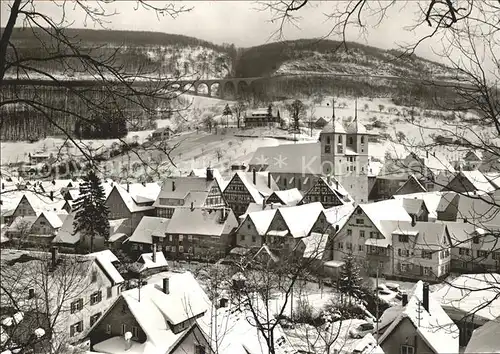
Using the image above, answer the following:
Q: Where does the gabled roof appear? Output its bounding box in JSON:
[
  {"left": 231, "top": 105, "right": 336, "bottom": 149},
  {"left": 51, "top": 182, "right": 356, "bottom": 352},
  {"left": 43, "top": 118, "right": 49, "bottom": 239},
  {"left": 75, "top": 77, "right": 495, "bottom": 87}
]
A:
[
  {"left": 393, "top": 192, "right": 443, "bottom": 220},
  {"left": 484, "top": 172, "right": 500, "bottom": 189},
  {"left": 52, "top": 213, "right": 79, "bottom": 245},
  {"left": 402, "top": 198, "right": 426, "bottom": 215},
  {"left": 388, "top": 221, "right": 449, "bottom": 250},
  {"left": 273, "top": 202, "right": 324, "bottom": 238},
  {"left": 465, "top": 316, "right": 500, "bottom": 353},
  {"left": 8, "top": 215, "right": 38, "bottom": 233},
  {"left": 249, "top": 143, "right": 321, "bottom": 174},
  {"left": 128, "top": 216, "right": 170, "bottom": 244},
  {"left": 90, "top": 250, "right": 124, "bottom": 285},
  {"left": 119, "top": 182, "right": 162, "bottom": 204},
  {"left": 437, "top": 191, "right": 500, "bottom": 224},
  {"left": 39, "top": 211, "right": 64, "bottom": 229},
  {"left": 433, "top": 273, "right": 500, "bottom": 322},
  {"left": 134, "top": 252, "right": 169, "bottom": 273},
  {"left": 102, "top": 272, "right": 209, "bottom": 353},
  {"left": 268, "top": 188, "right": 303, "bottom": 206},
  {"left": 154, "top": 177, "right": 217, "bottom": 207},
  {"left": 166, "top": 208, "right": 237, "bottom": 236},
  {"left": 227, "top": 171, "right": 278, "bottom": 204},
  {"left": 189, "top": 168, "right": 225, "bottom": 188},
  {"left": 323, "top": 203, "right": 356, "bottom": 231},
  {"left": 245, "top": 209, "right": 277, "bottom": 235},
  {"left": 379, "top": 281, "right": 459, "bottom": 354},
  {"left": 109, "top": 185, "right": 155, "bottom": 213},
  {"left": 358, "top": 199, "right": 412, "bottom": 237},
  {"left": 393, "top": 175, "right": 427, "bottom": 196},
  {"left": 452, "top": 170, "right": 496, "bottom": 193},
  {"left": 240, "top": 202, "right": 284, "bottom": 218}
]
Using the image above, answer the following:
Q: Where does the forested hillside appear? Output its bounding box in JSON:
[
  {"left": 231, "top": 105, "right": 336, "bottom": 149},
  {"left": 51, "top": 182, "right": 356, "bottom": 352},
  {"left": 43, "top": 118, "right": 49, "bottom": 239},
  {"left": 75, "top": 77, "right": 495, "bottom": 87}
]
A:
[
  {"left": 234, "top": 39, "right": 455, "bottom": 79},
  {"left": 5, "top": 28, "right": 236, "bottom": 79}
]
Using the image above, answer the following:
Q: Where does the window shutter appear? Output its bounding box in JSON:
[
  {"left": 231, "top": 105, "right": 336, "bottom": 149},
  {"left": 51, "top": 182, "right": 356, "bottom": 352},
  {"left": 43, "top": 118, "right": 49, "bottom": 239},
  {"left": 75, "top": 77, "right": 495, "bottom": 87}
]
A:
[
  {"left": 70, "top": 325, "right": 75, "bottom": 337},
  {"left": 79, "top": 298, "right": 83, "bottom": 310},
  {"left": 70, "top": 302, "right": 75, "bottom": 314}
]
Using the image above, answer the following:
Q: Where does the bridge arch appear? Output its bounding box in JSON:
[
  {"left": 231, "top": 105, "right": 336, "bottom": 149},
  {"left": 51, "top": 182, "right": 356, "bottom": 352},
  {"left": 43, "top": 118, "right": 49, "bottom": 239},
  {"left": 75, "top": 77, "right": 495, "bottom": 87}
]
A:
[
  {"left": 210, "top": 82, "right": 220, "bottom": 97},
  {"left": 223, "top": 81, "right": 236, "bottom": 100},
  {"left": 196, "top": 82, "right": 210, "bottom": 96}
]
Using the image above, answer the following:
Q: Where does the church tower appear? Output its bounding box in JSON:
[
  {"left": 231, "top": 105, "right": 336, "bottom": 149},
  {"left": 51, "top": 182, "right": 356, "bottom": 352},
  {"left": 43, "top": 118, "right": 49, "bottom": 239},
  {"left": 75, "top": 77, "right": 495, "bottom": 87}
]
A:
[{"left": 320, "top": 98, "right": 346, "bottom": 176}]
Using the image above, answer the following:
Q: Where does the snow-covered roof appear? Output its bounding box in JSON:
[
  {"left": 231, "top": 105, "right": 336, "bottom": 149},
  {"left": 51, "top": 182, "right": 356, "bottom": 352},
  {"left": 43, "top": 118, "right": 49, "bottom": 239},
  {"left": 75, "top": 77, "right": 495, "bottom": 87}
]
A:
[
  {"left": 203, "top": 300, "right": 294, "bottom": 354},
  {"left": 110, "top": 185, "right": 155, "bottom": 213},
  {"left": 323, "top": 203, "right": 355, "bottom": 230},
  {"left": 302, "top": 232, "right": 329, "bottom": 259},
  {"left": 320, "top": 118, "right": 346, "bottom": 134},
  {"left": 455, "top": 170, "right": 496, "bottom": 193},
  {"left": 8, "top": 216, "right": 38, "bottom": 233},
  {"left": 367, "top": 160, "right": 384, "bottom": 177},
  {"left": 358, "top": 199, "right": 412, "bottom": 239},
  {"left": 484, "top": 172, "right": 500, "bottom": 189},
  {"left": 119, "top": 183, "right": 162, "bottom": 204},
  {"left": 392, "top": 191, "right": 443, "bottom": 220},
  {"left": 465, "top": 316, "right": 500, "bottom": 353},
  {"left": 109, "top": 218, "right": 129, "bottom": 235},
  {"left": 90, "top": 250, "right": 124, "bottom": 285},
  {"left": 166, "top": 208, "right": 237, "bottom": 236},
  {"left": 437, "top": 191, "right": 500, "bottom": 224},
  {"left": 244, "top": 209, "right": 277, "bottom": 235},
  {"left": 249, "top": 143, "right": 322, "bottom": 174},
  {"left": 134, "top": 252, "right": 168, "bottom": 273},
  {"left": 154, "top": 177, "right": 218, "bottom": 207},
  {"left": 1, "top": 190, "right": 68, "bottom": 216},
  {"left": 229, "top": 171, "right": 279, "bottom": 204},
  {"left": 273, "top": 202, "right": 324, "bottom": 238},
  {"left": 433, "top": 273, "right": 500, "bottom": 322},
  {"left": 345, "top": 116, "right": 368, "bottom": 134},
  {"left": 118, "top": 272, "right": 209, "bottom": 351},
  {"left": 188, "top": 168, "right": 225, "bottom": 188},
  {"left": 379, "top": 281, "right": 459, "bottom": 354},
  {"left": 268, "top": 188, "right": 303, "bottom": 206},
  {"left": 40, "top": 211, "right": 64, "bottom": 229},
  {"left": 128, "top": 217, "right": 170, "bottom": 244},
  {"left": 52, "top": 213, "right": 80, "bottom": 245},
  {"left": 387, "top": 221, "right": 449, "bottom": 250},
  {"left": 240, "top": 202, "right": 284, "bottom": 218}
]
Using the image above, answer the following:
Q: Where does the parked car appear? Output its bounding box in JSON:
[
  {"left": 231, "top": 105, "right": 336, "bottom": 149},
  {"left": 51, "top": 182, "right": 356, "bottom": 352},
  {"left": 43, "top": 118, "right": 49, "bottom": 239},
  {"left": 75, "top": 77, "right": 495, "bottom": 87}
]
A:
[
  {"left": 376, "top": 284, "right": 390, "bottom": 292},
  {"left": 349, "top": 322, "right": 375, "bottom": 339},
  {"left": 385, "top": 282, "right": 401, "bottom": 293}
]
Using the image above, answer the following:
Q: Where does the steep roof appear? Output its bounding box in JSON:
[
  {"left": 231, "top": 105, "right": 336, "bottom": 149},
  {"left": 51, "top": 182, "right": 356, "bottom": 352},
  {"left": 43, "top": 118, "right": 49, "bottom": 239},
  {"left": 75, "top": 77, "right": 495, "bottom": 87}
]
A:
[
  {"left": 166, "top": 208, "right": 237, "bottom": 236},
  {"left": 104, "top": 272, "right": 209, "bottom": 354},
  {"left": 389, "top": 221, "right": 449, "bottom": 250},
  {"left": 227, "top": 171, "right": 278, "bottom": 204},
  {"left": 379, "top": 281, "right": 459, "bottom": 354},
  {"left": 437, "top": 191, "right": 500, "bottom": 224},
  {"left": 268, "top": 188, "right": 303, "bottom": 206},
  {"left": 465, "top": 316, "right": 500, "bottom": 353},
  {"left": 320, "top": 119, "right": 346, "bottom": 134},
  {"left": 188, "top": 168, "right": 225, "bottom": 189},
  {"left": 109, "top": 185, "right": 156, "bottom": 213},
  {"left": 128, "top": 216, "right": 170, "bottom": 244},
  {"left": 245, "top": 209, "right": 277, "bottom": 235},
  {"left": 393, "top": 191, "right": 443, "bottom": 220},
  {"left": 154, "top": 177, "right": 217, "bottom": 207},
  {"left": 119, "top": 182, "right": 162, "bottom": 204},
  {"left": 249, "top": 143, "right": 321, "bottom": 174},
  {"left": 358, "top": 199, "right": 412, "bottom": 237},
  {"left": 456, "top": 170, "right": 496, "bottom": 193},
  {"left": 91, "top": 250, "right": 124, "bottom": 285},
  {"left": 433, "top": 273, "right": 500, "bottom": 322},
  {"left": 402, "top": 198, "right": 426, "bottom": 215},
  {"left": 393, "top": 175, "right": 427, "bottom": 196},
  {"left": 134, "top": 252, "right": 169, "bottom": 273},
  {"left": 274, "top": 202, "right": 324, "bottom": 238},
  {"left": 323, "top": 203, "right": 356, "bottom": 230},
  {"left": 40, "top": 211, "right": 64, "bottom": 229},
  {"left": 51, "top": 213, "right": 79, "bottom": 245}
]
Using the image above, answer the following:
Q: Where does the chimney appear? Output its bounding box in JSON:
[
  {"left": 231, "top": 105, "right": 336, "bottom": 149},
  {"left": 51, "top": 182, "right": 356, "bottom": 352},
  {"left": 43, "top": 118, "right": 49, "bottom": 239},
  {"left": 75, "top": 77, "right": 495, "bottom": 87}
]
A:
[
  {"left": 268, "top": 172, "right": 271, "bottom": 188},
  {"left": 327, "top": 175, "right": 331, "bottom": 185},
  {"left": 221, "top": 208, "right": 226, "bottom": 222},
  {"left": 422, "top": 282, "right": 430, "bottom": 312},
  {"left": 51, "top": 246, "right": 58, "bottom": 268},
  {"left": 142, "top": 181, "right": 146, "bottom": 187},
  {"left": 206, "top": 167, "right": 214, "bottom": 181},
  {"left": 426, "top": 151, "right": 429, "bottom": 158},
  {"left": 172, "top": 181, "right": 176, "bottom": 192},
  {"left": 252, "top": 169, "right": 256, "bottom": 185},
  {"left": 152, "top": 243, "right": 157, "bottom": 263},
  {"left": 49, "top": 191, "right": 54, "bottom": 201},
  {"left": 402, "top": 293, "right": 408, "bottom": 306},
  {"left": 190, "top": 201, "right": 194, "bottom": 211},
  {"left": 126, "top": 182, "right": 130, "bottom": 193},
  {"left": 162, "top": 277, "right": 170, "bottom": 294},
  {"left": 262, "top": 198, "right": 266, "bottom": 210},
  {"left": 335, "top": 180, "right": 339, "bottom": 190}
]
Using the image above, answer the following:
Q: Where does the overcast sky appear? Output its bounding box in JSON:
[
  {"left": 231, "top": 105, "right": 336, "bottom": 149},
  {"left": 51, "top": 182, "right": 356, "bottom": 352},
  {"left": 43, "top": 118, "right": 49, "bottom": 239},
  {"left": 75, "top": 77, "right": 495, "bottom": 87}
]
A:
[{"left": 0, "top": 1, "right": 465, "bottom": 65}]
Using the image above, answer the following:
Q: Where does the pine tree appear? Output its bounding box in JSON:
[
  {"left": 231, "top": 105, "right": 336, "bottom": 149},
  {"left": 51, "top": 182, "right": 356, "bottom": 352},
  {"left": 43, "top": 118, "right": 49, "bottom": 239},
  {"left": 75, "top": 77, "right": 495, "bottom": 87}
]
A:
[
  {"left": 73, "top": 170, "right": 110, "bottom": 253},
  {"left": 338, "top": 252, "right": 364, "bottom": 305}
]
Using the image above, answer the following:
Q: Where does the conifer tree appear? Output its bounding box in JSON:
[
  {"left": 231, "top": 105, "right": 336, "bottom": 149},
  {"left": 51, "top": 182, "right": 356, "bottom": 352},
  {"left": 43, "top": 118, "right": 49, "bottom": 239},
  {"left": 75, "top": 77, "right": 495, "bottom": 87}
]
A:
[
  {"left": 338, "top": 252, "right": 364, "bottom": 305},
  {"left": 73, "top": 170, "right": 110, "bottom": 253}
]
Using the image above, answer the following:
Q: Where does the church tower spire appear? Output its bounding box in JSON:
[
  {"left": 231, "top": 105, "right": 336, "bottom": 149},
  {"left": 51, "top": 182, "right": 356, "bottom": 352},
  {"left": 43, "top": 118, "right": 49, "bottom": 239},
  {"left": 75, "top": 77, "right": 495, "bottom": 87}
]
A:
[{"left": 354, "top": 98, "right": 358, "bottom": 121}]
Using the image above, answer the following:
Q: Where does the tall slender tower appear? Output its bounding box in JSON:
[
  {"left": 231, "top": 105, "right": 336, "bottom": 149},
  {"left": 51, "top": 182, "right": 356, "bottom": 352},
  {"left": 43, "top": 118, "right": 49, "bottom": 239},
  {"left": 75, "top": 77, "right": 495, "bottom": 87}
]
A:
[{"left": 320, "top": 97, "right": 346, "bottom": 176}]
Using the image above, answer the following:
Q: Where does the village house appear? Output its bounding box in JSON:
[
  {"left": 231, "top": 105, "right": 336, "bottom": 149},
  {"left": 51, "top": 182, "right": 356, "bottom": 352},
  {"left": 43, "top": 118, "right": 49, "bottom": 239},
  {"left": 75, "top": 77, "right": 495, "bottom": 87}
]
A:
[
  {"left": 461, "top": 150, "right": 483, "bottom": 171},
  {"left": 392, "top": 191, "right": 443, "bottom": 222},
  {"left": 1, "top": 190, "right": 71, "bottom": 226},
  {"left": 105, "top": 184, "right": 156, "bottom": 235},
  {"left": 129, "top": 248, "right": 169, "bottom": 278},
  {"left": 128, "top": 207, "right": 238, "bottom": 261},
  {"left": 6, "top": 211, "right": 66, "bottom": 247},
  {"left": 297, "top": 175, "right": 353, "bottom": 208},
  {"left": 150, "top": 126, "right": 174, "bottom": 140},
  {"left": 243, "top": 107, "right": 281, "bottom": 128},
  {"left": 433, "top": 273, "right": 500, "bottom": 347},
  {"left": 392, "top": 175, "right": 428, "bottom": 197},
  {"left": 445, "top": 222, "right": 500, "bottom": 272},
  {"left": 87, "top": 272, "right": 211, "bottom": 354},
  {"left": 390, "top": 221, "right": 452, "bottom": 281},
  {"left": 436, "top": 191, "right": 500, "bottom": 224},
  {"left": 222, "top": 170, "right": 279, "bottom": 217},
  {"left": 154, "top": 168, "right": 226, "bottom": 219},
  {"left": 0, "top": 248, "right": 124, "bottom": 349},
  {"left": 331, "top": 199, "right": 412, "bottom": 277},
  {"left": 377, "top": 281, "right": 459, "bottom": 354}
]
